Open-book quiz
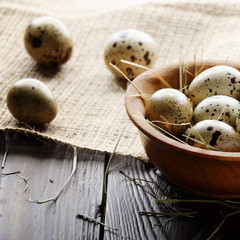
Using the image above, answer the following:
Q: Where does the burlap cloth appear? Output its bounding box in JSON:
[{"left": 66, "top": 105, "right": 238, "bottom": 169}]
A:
[{"left": 1, "top": 0, "right": 240, "bottom": 160}]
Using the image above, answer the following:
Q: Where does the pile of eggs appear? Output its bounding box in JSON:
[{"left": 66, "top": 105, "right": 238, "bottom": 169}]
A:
[{"left": 145, "top": 65, "right": 240, "bottom": 152}]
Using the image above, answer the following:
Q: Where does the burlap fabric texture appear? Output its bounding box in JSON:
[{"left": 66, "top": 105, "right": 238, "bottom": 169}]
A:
[{"left": 0, "top": 0, "right": 240, "bottom": 160}]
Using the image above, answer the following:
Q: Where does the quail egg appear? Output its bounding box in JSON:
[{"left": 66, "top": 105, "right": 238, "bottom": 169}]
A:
[
  {"left": 188, "top": 65, "right": 240, "bottom": 106},
  {"left": 185, "top": 119, "right": 240, "bottom": 151},
  {"left": 145, "top": 88, "right": 193, "bottom": 136},
  {"left": 194, "top": 95, "right": 240, "bottom": 128},
  {"left": 24, "top": 16, "right": 73, "bottom": 66},
  {"left": 7, "top": 78, "right": 58, "bottom": 125},
  {"left": 104, "top": 29, "right": 158, "bottom": 79}
]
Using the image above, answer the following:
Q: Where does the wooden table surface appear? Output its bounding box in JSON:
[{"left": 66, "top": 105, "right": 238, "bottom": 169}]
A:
[{"left": 1, "top": 130, "right": 240, "bottom": 240}]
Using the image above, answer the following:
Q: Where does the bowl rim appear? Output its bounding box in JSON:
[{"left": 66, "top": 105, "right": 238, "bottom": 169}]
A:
[{"left": 125, "top": 61, "right": 240, "bottom": 162}]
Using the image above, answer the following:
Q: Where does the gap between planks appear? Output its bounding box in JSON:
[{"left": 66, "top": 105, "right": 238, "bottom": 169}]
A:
[{"left": 99, "top": 151, "right": 112, "bottom": 240}]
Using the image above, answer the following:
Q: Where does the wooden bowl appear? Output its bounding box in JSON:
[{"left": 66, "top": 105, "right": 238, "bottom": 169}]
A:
[{"left": 125, "top": 61, "right": 240, "bottom": 199}]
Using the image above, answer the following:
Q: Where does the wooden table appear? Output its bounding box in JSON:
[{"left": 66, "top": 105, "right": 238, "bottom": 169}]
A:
[{"left": 1, "top": 129, "right": 240, "bottom": 240}]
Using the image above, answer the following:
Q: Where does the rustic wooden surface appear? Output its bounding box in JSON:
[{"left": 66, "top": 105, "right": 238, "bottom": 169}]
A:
[{"left": 1, "top": 130, "right": 240, "bottom": 240}]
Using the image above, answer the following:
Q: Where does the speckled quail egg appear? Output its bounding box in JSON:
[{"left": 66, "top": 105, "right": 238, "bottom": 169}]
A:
[
  {"left": 104, "top": 29, "right": 158, "bottom": 79},
  {"left": 24, "top": 16, "right": 73, "bottom": 66},
  {"left": 185, "top": 119, "right": 240, "bottom": 152},
  {"left": 194, "top": 95, "right": 240, "bottom": 128},
  {"left": 235, "top": 110, "right": 240, "bottom": 132},
  {"left": 7, "top": 78, "right": 58, "bottom": 125},
  {"left": 188, "top": 65, "right": 240, "bottom": 106},
  {"left": 145, "top": 88, "right": 193, "bottom": 136}
]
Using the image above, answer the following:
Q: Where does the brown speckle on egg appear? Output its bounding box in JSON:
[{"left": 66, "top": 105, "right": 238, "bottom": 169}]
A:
[
  {"left": 143, "top": 51, "right": 151, "bottom": 65},
  {"left": 130, "top": 56, "right": 136, "bottom": 62},
  {"left": 210, "top": 130, "right": 221, "bottom": 146},
  {"left": 31, "top": 37, "right": 42, "bottom": 48},
  {"left": 126, "top": 68, "right": 134, "bottom": 77}
]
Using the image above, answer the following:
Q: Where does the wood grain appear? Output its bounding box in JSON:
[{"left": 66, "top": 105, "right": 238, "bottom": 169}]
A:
[
  {"left": 1, "top": 130, "right": 240, "bottom": 240},
  {"left": 103, "top": 154, "right": 235, "bottom": 240},
  {"left": 0, "top": 130, "right": 106, "bottom": 240}
]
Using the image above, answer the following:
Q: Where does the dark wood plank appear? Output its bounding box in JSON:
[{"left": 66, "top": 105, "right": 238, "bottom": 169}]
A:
[
  {"left": 104, "top": 154, "right": 240, "bottom": 240},
  {"left": 2, "top": 130, "right": 240, "bottom": 240},
  {"left": 0, "top": 130, "right": 106, "bottom": 240}
]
